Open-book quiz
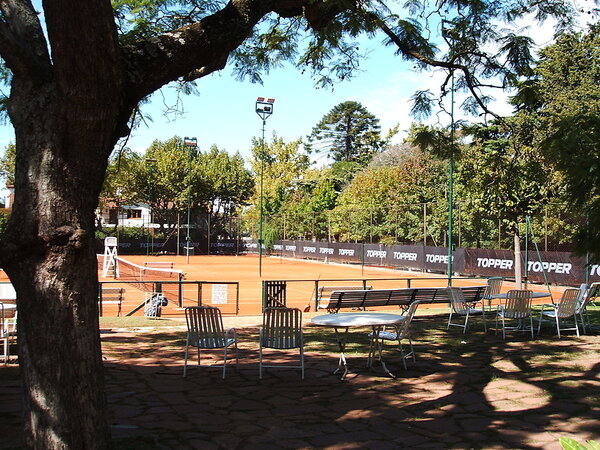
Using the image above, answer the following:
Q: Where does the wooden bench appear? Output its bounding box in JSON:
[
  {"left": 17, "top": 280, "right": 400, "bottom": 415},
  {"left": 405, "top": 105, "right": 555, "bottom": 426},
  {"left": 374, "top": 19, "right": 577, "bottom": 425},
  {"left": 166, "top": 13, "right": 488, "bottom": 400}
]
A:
[
  {"left": 316, "top": 285, "right": 372, "bottom": 310},
  {"left": 322, "top": 285, "right": 487, "bottom": 313},
  {"left": 98, "top": 287, "right": 125, "bottom": 316}
]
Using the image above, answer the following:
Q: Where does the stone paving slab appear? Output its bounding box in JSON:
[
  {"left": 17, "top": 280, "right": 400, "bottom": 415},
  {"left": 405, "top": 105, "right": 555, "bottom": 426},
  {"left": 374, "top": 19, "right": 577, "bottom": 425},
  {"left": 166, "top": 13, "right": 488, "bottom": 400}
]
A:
[{"left": 1, "top": 316, "right": 599, "bottom": 449}]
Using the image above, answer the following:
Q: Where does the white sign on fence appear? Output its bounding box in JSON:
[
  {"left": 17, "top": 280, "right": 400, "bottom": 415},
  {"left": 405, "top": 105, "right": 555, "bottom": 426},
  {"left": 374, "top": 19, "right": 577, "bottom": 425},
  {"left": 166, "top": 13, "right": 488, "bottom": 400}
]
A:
[{"left": 211, "top": 284, "right": 228, "bottom": 304}]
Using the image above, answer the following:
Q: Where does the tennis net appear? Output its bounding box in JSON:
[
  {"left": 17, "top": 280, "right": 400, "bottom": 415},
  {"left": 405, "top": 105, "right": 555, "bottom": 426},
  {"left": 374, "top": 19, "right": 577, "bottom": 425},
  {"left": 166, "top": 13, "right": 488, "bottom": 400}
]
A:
[{"left": 115, "top": 257, "right": 182, "bottom": 281}]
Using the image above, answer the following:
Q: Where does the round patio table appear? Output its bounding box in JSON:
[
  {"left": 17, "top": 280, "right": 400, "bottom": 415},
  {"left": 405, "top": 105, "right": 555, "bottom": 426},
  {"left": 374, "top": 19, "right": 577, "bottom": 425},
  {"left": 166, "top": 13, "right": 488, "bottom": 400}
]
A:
[{"left": 311, "top": 312, "right": 406, "bottom": 380}]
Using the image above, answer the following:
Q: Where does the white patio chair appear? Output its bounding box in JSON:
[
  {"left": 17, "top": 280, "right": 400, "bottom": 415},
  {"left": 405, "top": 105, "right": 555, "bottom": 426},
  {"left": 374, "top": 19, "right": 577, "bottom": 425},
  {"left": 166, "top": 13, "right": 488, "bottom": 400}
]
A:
[
  {"left": 1, "top": 302, "right": 17, "bottom": 365},
  {"left": 537, "top": 288, "right": 581, "bottom": 337},
  {"left": 495, "top": 290, "right": 534, "bottom": 339},
  {"left": 368, "top": 300, "right": 421, "bottom": 370},
  {"left": 259, "top": 307, "right": 304, "bottom": 379},
  {"left": 183, "top": 306, "right": 238, "bottom": 379},
  {"left": 446, "top": 287, "right": 487, "bottom": 333},
  {"left": 482, "top": 277, "right": 503, "bottom": 309},
  {"left": 575, "top": 283, "right": 599, "bottom": 334}
]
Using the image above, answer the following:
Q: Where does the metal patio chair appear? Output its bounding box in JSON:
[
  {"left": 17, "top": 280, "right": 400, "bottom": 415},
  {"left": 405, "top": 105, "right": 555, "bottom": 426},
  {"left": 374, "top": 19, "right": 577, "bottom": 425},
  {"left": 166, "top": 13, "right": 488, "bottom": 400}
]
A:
[
  {"left": 183, "top": 306, "right": 238, "bottom": 379},
  {"left": 537, "top": 288, "right": 581, "bottom": 337},
  {"left": 447, "top": 287, "right": 487, "bottom": 333},
  {"left": 482, "top": 277, "right": 503, "bottom": 309},
  {"left": 495, "top": 290, "right": 534, "bottom": 339},
  {"left": 575, "top": 283, "right": 600, "bottom": 334},
  {"left": 368, "top": 300, "right": 421, "bottom": 370},
  {"left": 259, "top": 307, "right": 304, "bottom": 379}
]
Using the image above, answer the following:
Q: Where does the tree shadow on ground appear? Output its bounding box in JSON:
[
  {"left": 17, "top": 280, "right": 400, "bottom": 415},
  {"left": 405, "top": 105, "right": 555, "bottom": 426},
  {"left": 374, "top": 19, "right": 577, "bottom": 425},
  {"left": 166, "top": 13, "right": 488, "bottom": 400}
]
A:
[{"left": 1, "top": 312, "right": 599, "bottom": 449}]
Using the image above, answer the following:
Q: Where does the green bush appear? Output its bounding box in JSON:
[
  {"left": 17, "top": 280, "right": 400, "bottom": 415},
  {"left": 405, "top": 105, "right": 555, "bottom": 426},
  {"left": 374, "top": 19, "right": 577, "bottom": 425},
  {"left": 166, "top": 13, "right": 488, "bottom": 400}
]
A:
[
  {"left": 560, "top": 437, "right": 600, "bottom": 450},
  {"left": 0, "top": 209, "right": 10, "bottom": 237}
]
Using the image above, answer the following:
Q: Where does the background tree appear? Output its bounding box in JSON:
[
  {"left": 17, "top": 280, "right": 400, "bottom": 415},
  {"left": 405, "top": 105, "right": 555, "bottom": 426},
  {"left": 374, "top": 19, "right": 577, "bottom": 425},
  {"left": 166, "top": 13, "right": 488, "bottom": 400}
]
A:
[
  {"left": 278, "top": 167, "right": 338, "bottom": 240},
  {"left": 332, "top": 147, "right": 446, "bottom": 243},
  {"left": 197, "top": 145, "right": 253, "bottom": 239},
  {"left": 0, "top": 142, "right": 15, "bottom": 186},
  {"left": 307, "top": 101, "right": 391, "bottom": 165},
  {"left": 460, "top": 117, "right": 561, "bottom": 283},
  {"left": 245, "top": 134, "right": 310, "bottom": 245},
  {"left": 516, "top": 25, "right": 600, "bottom": 259}
]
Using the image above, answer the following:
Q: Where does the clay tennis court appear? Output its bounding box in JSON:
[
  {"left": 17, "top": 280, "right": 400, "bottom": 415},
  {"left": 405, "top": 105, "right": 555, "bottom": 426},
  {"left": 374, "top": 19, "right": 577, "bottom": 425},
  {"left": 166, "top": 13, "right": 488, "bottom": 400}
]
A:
[{"left": 98, "top": 253, "right": 567, "bottom": 317}]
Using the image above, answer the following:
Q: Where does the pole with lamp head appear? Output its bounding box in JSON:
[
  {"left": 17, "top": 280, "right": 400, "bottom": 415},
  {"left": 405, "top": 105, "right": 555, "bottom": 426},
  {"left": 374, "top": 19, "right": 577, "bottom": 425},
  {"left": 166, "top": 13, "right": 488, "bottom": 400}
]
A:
[
  {"left": 255, "top": 97, "right": 275, "bottom": 277},
  {"left": 145, "top": 158, "right": 157, "bottom": 256},
  {"left": 183, "top": 136, "right": 197, "bottom": 264},
  {"left": 441, "top": 20, "right": 456, "bottom": 286}
]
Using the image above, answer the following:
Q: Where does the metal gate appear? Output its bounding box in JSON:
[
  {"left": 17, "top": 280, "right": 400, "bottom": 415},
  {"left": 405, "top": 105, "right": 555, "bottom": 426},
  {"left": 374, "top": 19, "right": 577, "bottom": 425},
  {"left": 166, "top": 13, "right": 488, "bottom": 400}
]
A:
[{"left": 262, "top": 280, "right": 287, "bottom": 309}]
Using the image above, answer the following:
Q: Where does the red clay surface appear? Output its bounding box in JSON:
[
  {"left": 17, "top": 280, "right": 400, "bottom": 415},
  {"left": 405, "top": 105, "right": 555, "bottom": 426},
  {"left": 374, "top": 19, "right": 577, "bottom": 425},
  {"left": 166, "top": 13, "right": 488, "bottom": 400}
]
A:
[{"left": 99, "top": 254, "right": 568, "bottom": 317}]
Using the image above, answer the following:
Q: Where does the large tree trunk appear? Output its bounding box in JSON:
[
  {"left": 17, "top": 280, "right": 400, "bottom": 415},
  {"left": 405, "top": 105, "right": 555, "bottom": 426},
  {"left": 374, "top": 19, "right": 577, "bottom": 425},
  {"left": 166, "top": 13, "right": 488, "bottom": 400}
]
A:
[
  {"left": 0, "top": 1, "right": 125, "bottom": 445},
  {"left": 2, "top": 93, "right": 116, "bottom": 448},
  {"left": 1, "top": 76, "right": 120, "bottom": 447}
]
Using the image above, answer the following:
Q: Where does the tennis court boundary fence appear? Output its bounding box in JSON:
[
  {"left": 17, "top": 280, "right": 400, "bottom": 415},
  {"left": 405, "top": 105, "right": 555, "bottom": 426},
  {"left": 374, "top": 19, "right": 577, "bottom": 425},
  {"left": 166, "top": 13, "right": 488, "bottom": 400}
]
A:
[{"left": 98, "top": 280, "right": 240, "bottom": 316}]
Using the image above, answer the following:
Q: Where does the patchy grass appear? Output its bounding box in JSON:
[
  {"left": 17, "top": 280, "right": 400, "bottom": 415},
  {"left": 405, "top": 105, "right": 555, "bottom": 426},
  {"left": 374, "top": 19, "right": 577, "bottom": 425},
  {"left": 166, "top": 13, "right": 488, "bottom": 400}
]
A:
[{"left": 100, "top": 316, "right": 183, "bottom": 329}]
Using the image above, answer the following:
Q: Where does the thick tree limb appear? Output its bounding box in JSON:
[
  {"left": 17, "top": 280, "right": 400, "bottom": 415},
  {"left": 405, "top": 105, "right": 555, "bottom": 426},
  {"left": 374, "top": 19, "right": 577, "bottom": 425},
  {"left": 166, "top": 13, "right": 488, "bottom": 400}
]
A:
[
  {"left": 0, "top": 0, "right": 50, "bottom": 81},
  {"left": 123, "top": 0, "right": 352, "bottom": 101}
]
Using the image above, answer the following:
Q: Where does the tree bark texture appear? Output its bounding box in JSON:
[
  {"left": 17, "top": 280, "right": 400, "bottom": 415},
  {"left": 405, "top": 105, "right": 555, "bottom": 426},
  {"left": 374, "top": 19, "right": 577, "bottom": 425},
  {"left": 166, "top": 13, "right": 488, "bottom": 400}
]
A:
[{"left": 0, "top": 0, "right": 341, "bottom": 447}]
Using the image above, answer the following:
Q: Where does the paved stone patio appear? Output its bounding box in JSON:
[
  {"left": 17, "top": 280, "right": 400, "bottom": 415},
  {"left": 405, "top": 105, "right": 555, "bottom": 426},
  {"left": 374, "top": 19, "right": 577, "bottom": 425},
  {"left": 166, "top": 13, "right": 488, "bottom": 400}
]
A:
[{"left": 1, "top": 313, "right": 599, "bottom": 449}]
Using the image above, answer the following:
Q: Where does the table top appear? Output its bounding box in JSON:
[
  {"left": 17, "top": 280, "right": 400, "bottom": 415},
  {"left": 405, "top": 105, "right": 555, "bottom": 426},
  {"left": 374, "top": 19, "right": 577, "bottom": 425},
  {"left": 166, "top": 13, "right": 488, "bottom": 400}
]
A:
[
  {"left": 311, "top": 312, "right": 405, "bottom": 327},
  {"left": 490, "top": 291, "right": 551, "bottom": 299}
]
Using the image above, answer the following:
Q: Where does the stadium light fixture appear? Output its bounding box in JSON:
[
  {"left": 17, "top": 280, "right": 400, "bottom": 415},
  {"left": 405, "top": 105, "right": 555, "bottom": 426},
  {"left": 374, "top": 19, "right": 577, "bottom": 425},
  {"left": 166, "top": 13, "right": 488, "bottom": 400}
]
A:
[
  {"left": 255, "top": 97, "right": 275, "bottom": 277},
  {"left": 183, "top": 137, "right": 197, "bottom": 264}
]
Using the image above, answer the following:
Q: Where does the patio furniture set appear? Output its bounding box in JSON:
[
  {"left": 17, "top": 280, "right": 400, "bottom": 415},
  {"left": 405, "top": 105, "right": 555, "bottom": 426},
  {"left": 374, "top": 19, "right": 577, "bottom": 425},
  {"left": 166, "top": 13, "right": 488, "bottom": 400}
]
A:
[{"left": 181, "top": 279, "right": 599, "bottom": 381}]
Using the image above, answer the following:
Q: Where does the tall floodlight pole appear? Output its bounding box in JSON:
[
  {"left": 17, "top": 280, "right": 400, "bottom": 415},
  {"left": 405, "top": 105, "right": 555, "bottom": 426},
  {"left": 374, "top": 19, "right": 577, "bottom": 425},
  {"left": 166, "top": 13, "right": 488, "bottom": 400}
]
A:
[
  {"left": 255, "top": 97, "right": 275, "bottom": 277},
  {"left": 183, "top": 136, "right": 197, "bottom": 264},
  {"left": 442, "top": 21, "right": 455, "bottom": 286},
  {"left": 145, "top": 159, "right": 157, "bottom": 256}
]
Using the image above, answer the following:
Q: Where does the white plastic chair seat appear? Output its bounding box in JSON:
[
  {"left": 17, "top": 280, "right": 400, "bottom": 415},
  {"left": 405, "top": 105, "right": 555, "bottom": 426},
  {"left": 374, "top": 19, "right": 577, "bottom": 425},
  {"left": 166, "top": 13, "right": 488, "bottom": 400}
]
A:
[
  {"left": 465, "top": 308, "right": 485, "bottom": 315},
  {"left": 194, "top": 336, "right": 237, "bottom": 348},
  {"left": 374, "top": 330, "right": 401, "bottom": 341}
]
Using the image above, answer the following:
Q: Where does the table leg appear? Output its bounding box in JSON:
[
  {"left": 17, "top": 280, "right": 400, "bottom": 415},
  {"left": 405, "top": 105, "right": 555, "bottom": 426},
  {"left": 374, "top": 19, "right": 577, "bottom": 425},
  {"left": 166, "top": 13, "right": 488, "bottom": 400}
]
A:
[
  {"left": 370, "top": 325, "right": 396, "bottom": 379},
  {"left": 333, "top": 327, "right": 349, "bottom": 380}
]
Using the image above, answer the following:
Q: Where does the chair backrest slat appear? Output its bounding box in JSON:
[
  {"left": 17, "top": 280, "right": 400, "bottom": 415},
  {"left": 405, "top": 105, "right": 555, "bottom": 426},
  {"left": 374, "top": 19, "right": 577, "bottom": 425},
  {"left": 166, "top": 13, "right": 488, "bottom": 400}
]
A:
[
  {"left": 185, "top": 306, "right": 228, "bottom": 348},
  {"left": 504, "top": 290, "right": 532, "bottom": 318},
  {"left": 447, "top": 287, "right": 469, "bottom": 314},
  {"left": 262, "top": 307, "right": 302, "bottom": 349},
  {"left": 557, "top": 288, "right": 579, "bottom": 318},
  {"left": 484, "top": 277, "right": 503, "bottom": 299},
  {"left": 396, "top": 300, "right": 421, "bottom": 337}
]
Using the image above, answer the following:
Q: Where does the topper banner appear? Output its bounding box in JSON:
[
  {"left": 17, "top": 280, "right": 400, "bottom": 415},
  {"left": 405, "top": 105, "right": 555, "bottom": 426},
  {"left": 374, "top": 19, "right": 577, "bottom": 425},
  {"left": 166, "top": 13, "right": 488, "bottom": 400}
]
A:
[{"left": 269, "top": 241, "right": 599, "bottom": 285}]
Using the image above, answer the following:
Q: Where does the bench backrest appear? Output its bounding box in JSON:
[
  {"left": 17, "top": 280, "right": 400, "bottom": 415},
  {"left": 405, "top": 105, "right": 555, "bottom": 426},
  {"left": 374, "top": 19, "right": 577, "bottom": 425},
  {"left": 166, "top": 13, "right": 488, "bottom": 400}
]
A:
[
  {"left": 99, "top": 287, "right": 124, "bottom": 301},
  {"left": 324, "top": 285, "right": 486, "bottom": 313}
]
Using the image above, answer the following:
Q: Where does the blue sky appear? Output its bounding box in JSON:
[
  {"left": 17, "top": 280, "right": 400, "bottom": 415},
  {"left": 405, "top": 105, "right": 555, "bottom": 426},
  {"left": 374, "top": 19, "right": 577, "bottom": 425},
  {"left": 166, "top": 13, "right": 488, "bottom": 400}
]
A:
[{"left": 118, "top": 41, "right": 444, "bottom": 161}]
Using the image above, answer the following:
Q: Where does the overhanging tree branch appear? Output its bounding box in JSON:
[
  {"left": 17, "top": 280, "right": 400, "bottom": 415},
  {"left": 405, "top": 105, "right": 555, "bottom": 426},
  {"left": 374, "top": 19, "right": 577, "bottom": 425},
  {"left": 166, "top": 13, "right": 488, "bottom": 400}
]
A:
[{"left": 0, "top": 0, "right": 50, "bottom": 80}]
